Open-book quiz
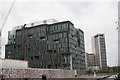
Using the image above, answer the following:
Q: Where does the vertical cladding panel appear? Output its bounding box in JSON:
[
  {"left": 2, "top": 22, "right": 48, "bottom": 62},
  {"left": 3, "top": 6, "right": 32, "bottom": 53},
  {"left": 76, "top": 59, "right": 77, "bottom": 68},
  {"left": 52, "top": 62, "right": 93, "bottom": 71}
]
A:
[{"left": 67, "top": 26, "right": 86, "bottom": 74}]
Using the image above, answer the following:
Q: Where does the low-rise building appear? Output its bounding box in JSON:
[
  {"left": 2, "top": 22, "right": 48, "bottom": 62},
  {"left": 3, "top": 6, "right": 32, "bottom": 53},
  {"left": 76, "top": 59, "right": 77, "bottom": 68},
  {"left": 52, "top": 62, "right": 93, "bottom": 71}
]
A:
[{"left": 85, "top": 52, "right": 99, "bottom": 71}]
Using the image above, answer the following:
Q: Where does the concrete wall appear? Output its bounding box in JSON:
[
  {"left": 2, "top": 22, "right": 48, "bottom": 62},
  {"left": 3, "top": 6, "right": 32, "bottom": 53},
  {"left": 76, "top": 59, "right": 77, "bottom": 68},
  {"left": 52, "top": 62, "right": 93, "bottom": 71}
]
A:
[
  {"left": 0, "top": 58, "right": 28, "bottom": 69},
  {"left": 0, "top": 59, "right": 2, "bottom": 68},
  {"left": 0, "top": 68, "right": 76, "bottom": 78}
]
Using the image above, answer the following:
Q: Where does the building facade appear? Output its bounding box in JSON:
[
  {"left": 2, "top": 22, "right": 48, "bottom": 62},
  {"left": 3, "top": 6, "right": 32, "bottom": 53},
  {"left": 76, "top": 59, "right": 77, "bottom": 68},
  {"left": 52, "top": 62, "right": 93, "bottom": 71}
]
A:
[
  {"left": 85, "top": 52, "right": 99, "bottom": 71},
  {"left": 92, "top": 34, "right": 107, "bottom": 71},
  {"left": 0, "top": 29, "right": 2, "bottom": 58},
  {"left": 5, "top": 20, "right": 86, "bottom": 74},
  {"left": 118, "top": 2, "right": 120, "bottom": 67}
]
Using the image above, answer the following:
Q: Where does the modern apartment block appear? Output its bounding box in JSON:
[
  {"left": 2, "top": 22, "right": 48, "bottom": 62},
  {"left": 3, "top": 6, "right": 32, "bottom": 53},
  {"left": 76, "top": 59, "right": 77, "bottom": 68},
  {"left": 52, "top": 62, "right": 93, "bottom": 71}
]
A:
[
  {"left": 5, "top": 19, "right": 86, "bottom": 74},
  {"left": 92, "top": 34, "right": 107, "bottom": 71}
]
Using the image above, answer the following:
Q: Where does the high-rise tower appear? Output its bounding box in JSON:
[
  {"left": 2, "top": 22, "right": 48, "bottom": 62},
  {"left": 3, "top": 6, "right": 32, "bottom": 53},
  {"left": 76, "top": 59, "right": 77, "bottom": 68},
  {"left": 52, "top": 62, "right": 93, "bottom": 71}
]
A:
[
  {"left": 118, "top": 1, "right": 120, "bottom": 67},
  {"left": 92, "top": 34, "right": 107, "bottom": 70}
]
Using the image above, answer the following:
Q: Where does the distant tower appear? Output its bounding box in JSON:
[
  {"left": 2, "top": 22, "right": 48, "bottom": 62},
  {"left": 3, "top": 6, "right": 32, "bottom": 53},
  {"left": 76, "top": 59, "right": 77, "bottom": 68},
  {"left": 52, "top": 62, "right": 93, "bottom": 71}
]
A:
[{"left": 92, "top": 34, "right": 107, "bottom": 70}]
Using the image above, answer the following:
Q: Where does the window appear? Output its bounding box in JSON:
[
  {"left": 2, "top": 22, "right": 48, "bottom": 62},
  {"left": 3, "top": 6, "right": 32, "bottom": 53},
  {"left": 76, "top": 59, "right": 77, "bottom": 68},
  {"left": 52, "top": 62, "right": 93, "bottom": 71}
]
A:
[
  {"left": 75, "top": 45, "right": 77, "bottom": 48},
  {"left": 40, "top": 37, "right": 46, "bottom": 40},
  {"left": 47, "top": 50, "right": 52, "bottom": 53},
  {"left": 63, "top": 24, "right": 66, "bottom": 29},
  {"left": 54, "top": 39, "right": 59, "bottom": 43},
  {"left": 28, "top": 48, "right": 30, "bottom": 51},
  {"left": 48, "top": 65, "right": 51, "bottom": 68},
  {"left": 63, "top": 33, "right": 67, "bottom": 37},
  {"left": 14, "top": 46, "right": 16, "bottom": 49},
  {"left": 28, "top": 34, "right": 33, "bottom": 38},
  {"left": 8, "top": 51, "right": 11, "bottom": 54},
  {"left": 34, "top": 56, "right": 39, "bottom": 59},
  {"left": 59, "top": 33, "right": 62, "bottom": 38},
  {"left": 75, "top": 54, "right": 77, "bottom": 57},
  {"left": 19, "top": 31, "right": 22, "bottom": 35},
  {"left": 72, "top": 35, "right": 74, "bottom": 37},
  {"left": 31, "top": 29, "right": 34, "bottom": 33},
  {"left": 54, "top": 50, "right": 56, "bottom": 53},
  {"left": 55, "top": 25, "right": 57, "bottom": 31},
  {"left": 64, "top": 56, "right": 67, "bottom": 63},
  {"left": 31, "top": 57, "right": 34, "bottom": 60},
  {"left": 55, "top": 34, "right": 59, "bottom": 39}
]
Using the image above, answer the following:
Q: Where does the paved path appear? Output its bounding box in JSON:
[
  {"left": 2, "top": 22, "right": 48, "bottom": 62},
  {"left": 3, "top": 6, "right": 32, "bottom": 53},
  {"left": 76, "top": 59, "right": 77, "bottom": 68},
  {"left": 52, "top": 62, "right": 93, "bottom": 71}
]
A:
[{"left": 77, "top": 75, "right": 116, "bottom": 80}]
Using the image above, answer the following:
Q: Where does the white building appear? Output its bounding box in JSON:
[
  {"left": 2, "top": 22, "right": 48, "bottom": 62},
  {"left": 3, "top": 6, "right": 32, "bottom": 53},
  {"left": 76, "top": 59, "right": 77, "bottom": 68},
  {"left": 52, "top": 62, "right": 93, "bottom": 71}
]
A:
[
  {"left": 92, "top": 34, "right": 107, "bottom": 70},
  {"left": 118, "top": 2, "right": 120, "bottom": 66},
  {"left": 0, "top": 58, "right": 28, "bottom": 69}
]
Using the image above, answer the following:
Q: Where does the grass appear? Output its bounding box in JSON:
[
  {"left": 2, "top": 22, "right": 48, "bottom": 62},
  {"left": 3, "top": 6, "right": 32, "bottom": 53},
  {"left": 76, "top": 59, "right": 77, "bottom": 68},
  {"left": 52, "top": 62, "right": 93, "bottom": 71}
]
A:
[{"left": 96, "top": 72, "right": 118, "bottom": 76}]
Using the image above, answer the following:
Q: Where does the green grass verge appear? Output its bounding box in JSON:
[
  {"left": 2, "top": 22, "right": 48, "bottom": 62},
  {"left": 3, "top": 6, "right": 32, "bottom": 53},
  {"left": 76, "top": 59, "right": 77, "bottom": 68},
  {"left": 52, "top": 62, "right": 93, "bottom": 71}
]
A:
[{"left": 96, "top": 72, "right": 118, "bottom": 75}]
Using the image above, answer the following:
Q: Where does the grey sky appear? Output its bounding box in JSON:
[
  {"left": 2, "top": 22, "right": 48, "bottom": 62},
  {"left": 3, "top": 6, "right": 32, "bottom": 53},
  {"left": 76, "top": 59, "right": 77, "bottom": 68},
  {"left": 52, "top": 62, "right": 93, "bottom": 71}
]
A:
[{"left": 0, "top": 0, "right": 118, "bottom": 66}]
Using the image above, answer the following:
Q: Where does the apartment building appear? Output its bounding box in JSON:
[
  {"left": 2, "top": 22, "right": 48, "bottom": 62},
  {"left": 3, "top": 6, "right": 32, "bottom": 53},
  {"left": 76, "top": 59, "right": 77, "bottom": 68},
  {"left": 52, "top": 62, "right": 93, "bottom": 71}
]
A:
[
  {"left": 5, "top": 20, "right": 86, "bottom": 74},
  {"left": 92, "top": 34, "right": 107, "bottom": 71}
]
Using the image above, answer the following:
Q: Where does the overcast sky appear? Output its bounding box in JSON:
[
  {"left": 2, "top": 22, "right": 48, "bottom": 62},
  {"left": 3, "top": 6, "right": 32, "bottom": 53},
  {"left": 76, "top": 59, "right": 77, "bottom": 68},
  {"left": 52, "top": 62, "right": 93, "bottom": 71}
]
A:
[{"left": 0, "top": 0, "right": 119, "bottom": 67}]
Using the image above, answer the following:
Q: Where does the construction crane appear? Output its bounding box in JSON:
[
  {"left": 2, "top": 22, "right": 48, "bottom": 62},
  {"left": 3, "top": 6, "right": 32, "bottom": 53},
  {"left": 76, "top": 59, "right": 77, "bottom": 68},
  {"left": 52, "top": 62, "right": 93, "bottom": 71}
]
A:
[{"left": 0, "top": 0, "right": 16, "bottom": 58}]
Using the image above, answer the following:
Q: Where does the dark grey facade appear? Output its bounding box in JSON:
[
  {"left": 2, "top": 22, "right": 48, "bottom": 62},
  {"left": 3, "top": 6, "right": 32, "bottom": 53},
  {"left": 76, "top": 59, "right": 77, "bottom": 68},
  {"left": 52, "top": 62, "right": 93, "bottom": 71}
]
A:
[{"left": 5, "top": 21, "right": 86, "bottom": 74}]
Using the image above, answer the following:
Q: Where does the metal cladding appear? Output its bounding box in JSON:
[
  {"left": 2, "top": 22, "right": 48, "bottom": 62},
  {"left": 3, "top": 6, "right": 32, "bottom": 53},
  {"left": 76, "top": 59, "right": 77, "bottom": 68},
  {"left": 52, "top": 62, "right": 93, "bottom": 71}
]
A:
[{"left": 5, "top": 20, "right": 86, "bottom": 75}]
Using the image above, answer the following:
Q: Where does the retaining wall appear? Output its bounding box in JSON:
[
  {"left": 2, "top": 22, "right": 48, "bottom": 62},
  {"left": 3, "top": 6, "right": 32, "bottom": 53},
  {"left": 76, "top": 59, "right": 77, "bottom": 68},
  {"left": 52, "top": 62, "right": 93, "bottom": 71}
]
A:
[{"left": 0, "top": 68, "right": 75, "bottom": 78}]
